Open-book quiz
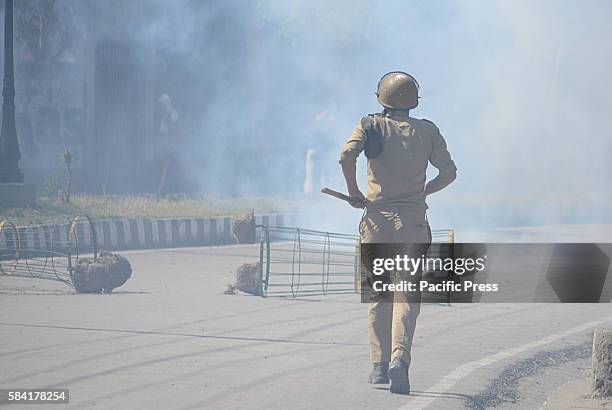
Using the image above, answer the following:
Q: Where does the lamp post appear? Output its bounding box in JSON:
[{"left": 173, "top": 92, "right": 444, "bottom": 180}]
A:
[{"left": 0, "top": 0, "right": 23, "bottom": 183}]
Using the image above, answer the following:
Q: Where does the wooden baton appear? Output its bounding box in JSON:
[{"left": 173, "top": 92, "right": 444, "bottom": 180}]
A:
[{"left": 321, "top": 187, "right": 365, "bottom": 206}]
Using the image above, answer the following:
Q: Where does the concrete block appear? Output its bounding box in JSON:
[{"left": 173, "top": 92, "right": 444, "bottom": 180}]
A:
[{"left": 592, "top": 328, "right": 612, "bottom": 397}]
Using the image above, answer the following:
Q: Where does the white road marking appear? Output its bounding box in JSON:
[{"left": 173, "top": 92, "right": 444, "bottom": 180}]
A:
[
  {"left": 399, "top": 317, "right": 612, "bottom": 410},
  {"left": 116, "top": 243, "right": 259, "bottom": 255}
]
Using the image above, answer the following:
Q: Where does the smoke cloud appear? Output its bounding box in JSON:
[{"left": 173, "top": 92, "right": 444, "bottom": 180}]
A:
[{"left": 7, "top": 0, "right": 612, "bottom": 232}]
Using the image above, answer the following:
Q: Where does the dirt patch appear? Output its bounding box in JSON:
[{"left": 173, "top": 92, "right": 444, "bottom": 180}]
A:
[{"left": 466, "top": 342, "right": 591, "bottom": 409}]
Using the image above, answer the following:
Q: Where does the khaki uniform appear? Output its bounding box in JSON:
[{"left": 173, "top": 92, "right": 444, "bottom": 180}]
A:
[{"left": 339, "top": 110, "right": 456, "bottom": 366}]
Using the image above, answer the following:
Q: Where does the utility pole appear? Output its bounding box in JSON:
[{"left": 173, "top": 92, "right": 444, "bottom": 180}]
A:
[
  {"left": 0, "top": 0, "right": 23, "bottom": 183},
  {"left": 0, "top": 0, "right": 34, "bottom": 208}
]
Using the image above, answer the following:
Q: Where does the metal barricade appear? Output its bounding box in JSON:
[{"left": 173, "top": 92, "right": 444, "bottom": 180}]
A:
[
  {"left": 258, "top": 225, "right": 455, "bottom": 300},
  {"left": 0, "top": 215, "right": 98, "bottom": 288},
  {"left": 258, "top": 226, "right": 358, "bottom": 298}
]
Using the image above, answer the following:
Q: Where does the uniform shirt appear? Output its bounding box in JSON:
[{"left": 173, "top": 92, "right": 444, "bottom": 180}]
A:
[{"left": 339, "top": 110, "right": 456, "bottom": 209}]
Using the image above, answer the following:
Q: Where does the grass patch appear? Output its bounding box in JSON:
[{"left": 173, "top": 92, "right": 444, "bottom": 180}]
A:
[{"left": 0, "top": 194, "right": 305, "bottom": 226}]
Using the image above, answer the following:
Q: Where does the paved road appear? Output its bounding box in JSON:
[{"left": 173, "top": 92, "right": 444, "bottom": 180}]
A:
[{"left": 1, "top": 243, "right": 611, "bottom": 409}]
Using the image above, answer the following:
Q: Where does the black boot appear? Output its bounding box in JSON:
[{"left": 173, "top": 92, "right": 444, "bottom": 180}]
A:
[
  {"left": 368, "top": 362, "right": 389, "bottom": 384},
  {"left": 388, "top": 357, "right": 410, "bottom": 394}
]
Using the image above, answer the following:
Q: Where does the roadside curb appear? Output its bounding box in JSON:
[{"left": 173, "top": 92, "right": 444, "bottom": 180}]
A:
[{"left": 1, "top": 214, "right": 298, "bottom": 254}]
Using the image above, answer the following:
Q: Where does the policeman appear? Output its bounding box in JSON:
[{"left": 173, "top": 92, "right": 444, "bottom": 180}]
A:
[{"left": 338, "top": 71, "right": 457, "bottom": 394}]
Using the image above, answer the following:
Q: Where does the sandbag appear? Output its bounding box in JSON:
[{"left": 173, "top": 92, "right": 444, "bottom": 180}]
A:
[
  {"left": 235, "top": 262, "right": 261, "bottom": 296},
  {"left": 232, "top": 210, "right": 256, "bottom": 244},
  {"left": 72, "top": 251, "right": 132, "bottom": 294}
]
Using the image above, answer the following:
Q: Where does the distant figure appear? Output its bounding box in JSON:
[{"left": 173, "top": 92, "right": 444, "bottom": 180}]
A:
[
  {"left": 156, "top": 94, "right": 180, "bottom": 198},
  {"left": 304, "top": 110, "right": 335, "bottom": 194},
  {"left": 303, "top": 148, "right": 319, "bottom": 194},
  {"left": 158, "top": 94, "right": 179, "bottom": 135},
  {"left": 338, "top": 72, "right": 457, "bottom": 394}
]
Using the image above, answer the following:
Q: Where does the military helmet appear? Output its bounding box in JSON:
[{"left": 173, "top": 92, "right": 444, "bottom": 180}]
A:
[{"left": 376, "top": 71, "right": 419, "bottom": 110}]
